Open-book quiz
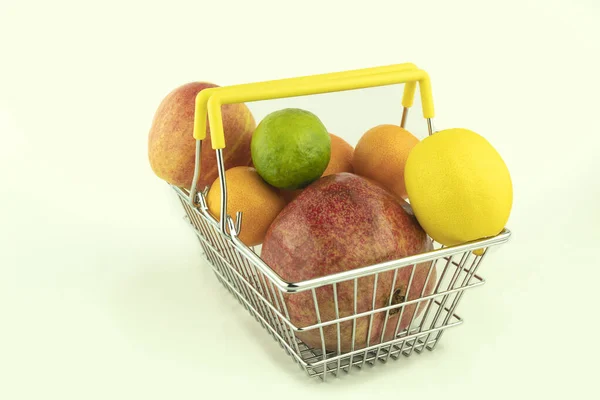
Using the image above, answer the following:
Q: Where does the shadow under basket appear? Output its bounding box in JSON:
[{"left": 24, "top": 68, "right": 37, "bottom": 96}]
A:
[{"left": 172, "top": 185, "right": 511, "bottom": 380}]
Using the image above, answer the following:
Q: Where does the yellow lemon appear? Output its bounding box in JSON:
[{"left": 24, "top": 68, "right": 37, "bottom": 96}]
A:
[{"left": 404, "top": 128, "right": 512, "bottom": 246}]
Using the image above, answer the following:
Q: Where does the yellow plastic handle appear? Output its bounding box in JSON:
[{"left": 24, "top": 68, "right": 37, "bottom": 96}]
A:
[
  {"left": 192, "top": 63, "right": 419, "bottom": 140},
  {"left": 192, "top": 63, "right": 421, "bottom": 143},
  {"left": 194, "top": 64, "right": 434, "bottom": 149}
]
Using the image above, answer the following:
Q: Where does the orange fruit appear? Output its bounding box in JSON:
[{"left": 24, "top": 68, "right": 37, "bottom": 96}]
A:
[
  {"left": 207, "top": 166, "right": 285, "bottom": 246},
  {"left": 352, "top": 124, "right": 419, "bottom": 199},
  {"left": 323, "top": 133, "right": 354, "bottom": 176},
  {"left": 279, "top": 133, "right": 354, "bottom": 203}
]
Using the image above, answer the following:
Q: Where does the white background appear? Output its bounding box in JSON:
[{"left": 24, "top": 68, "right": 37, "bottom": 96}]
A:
[{"left": 1, "top": 0, "right": 599, "bottom": 398}]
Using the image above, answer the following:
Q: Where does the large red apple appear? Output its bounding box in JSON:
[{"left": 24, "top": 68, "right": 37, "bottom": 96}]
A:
[
  {"left": 148, "top": 82, "right": 256, "bottom": 189},
  {"left": 261, "top": 173, "right": 436, "bottom": 352}
]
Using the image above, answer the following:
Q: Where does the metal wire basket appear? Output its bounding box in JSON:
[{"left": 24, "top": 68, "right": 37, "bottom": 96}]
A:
[{"left": 171, "top": 63, "right": 511, "bottom": 380}]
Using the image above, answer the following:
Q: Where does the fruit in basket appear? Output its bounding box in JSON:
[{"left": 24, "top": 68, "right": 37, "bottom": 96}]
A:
[
  {"left": 279, "top": 133, "right": 354, "bottom": 203},
  {"left": 262, "top": 173, "right": 436, "bottom": 352},
  {"left": 324, "top": 133, "right": 354, "bottom": 176},
  {"left": 405, "top": 128, "right": 512, "bottom": 246},
  {"left": 148, "top": 82, "right": 256, "bottom": 189},
  {"left": 206, "top": 166, "right": 285, "bottom": 246},
  {"left": 352, "top": 124, "right": 419, "bottom": 199},
  {"left": 251, "top": 108, "right": 331, "bottom": 190}
]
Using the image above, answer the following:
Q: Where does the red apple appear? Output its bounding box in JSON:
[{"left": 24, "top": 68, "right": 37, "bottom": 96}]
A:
[
  {"left": 262, "top": 173, "right": 436, "bottom": 352},
  {"left": 148, "top": 82, "right": 256, "bottom": 189}
]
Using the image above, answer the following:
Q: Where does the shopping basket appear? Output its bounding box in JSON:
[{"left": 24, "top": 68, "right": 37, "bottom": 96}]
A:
[{"left": 170, "top": 63, "right": 511, "bottom": 380}]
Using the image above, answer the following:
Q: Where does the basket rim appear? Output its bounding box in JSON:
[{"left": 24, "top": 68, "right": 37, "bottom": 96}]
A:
[{"left": 173, "top": 185, "right": 511, "bottom": 294}]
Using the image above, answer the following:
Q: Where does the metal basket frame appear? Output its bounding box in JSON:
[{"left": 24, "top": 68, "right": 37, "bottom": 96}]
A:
[
  {"left": 170, "top": 63, "right": 511, "bottom": 379},
  {"left": 173, "top": 185, "right": 510, "bottom": 379}
]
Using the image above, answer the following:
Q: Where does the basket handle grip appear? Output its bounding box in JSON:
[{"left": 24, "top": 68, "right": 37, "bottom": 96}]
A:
[{"left": 193, "top": 63, "right": 434, "bottom": 148}]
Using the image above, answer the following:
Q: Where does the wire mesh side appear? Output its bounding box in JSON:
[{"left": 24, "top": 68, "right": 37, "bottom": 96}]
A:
[
  {"left": 177, "top": 195, "right": 308, "bottom": 364},
  {"left": 283, "top": 250, "right": 485, "bottom": 378}
]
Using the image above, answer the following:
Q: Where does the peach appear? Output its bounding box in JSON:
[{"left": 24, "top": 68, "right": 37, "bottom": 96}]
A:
[{"left": 148, "top": 82, "right": 256, "bottom": 189}]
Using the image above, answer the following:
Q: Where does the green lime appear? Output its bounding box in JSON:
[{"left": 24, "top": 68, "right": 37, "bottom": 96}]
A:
[{"left": 251, "top": 108, "right": 331, "bottom": 190}]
